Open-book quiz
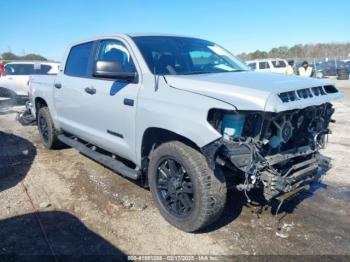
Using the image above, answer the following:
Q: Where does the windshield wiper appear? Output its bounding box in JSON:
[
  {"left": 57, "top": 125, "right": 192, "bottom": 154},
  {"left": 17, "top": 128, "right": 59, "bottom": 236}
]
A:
[
  {"left": 215, "top": 69, "right": 248, "bottom": 73},
  {"left": 232, "top": 69, "right": 248, "bottom": 72},
  {"left": 182, "top": 71, "right": 214, "bottom": 75},
  {"left": 182, "top": 69, "right": 248, "bottom": 75}
]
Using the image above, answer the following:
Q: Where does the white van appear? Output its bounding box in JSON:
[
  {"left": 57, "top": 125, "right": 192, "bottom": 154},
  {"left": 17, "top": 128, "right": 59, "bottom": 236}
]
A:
[
  {"left": 0, "top": 61, "right": 59, "bottom": 97},
  {"left": 246, "top": 58, "right": 289, "bottom": 74}
]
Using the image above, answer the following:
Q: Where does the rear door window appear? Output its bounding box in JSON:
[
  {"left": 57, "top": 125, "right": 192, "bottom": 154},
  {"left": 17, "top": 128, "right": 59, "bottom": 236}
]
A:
[
  {"left": 259, "top": 61, "right": 270, "bottom": 69},
  {"left": 65, "top": 42, "right": 94, "bottom": 77},
  {"left": 33, "top": 64, "right": 53, "bottom": 74},
  {"left": 272, "top": 60, "right": 286, "bottom": 68},
  {"left": 4, "top": 64, "right": 34, "bottom": 75}
]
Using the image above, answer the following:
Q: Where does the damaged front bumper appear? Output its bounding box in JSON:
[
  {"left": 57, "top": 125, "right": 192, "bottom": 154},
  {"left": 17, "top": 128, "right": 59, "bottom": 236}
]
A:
[
  {"left": 259, "top": 151, "right": 320, "bottom": 200},
  {"left": 16, "top": 101, "right": 36, "bottom": 126},
  {"left": 202, "top": 139, "right": 327, "bottom": 201}
]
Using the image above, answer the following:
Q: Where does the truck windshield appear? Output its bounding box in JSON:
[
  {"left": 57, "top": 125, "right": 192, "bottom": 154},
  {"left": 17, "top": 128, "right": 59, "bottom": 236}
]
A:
[{"left": 132, "top": 36, "right": 249, "bottom": 75}]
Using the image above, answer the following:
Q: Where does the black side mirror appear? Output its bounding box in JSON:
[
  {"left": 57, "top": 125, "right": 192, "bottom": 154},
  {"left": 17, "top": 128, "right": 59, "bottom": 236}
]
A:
[{"left": 93, "top": 61, "right": 137, "bottom": 82}]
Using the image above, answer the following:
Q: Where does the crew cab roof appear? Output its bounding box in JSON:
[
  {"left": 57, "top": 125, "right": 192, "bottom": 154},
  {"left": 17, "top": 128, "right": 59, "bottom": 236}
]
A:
[{"left": 69, "top": 33, "right": 201, "bottom": 46}]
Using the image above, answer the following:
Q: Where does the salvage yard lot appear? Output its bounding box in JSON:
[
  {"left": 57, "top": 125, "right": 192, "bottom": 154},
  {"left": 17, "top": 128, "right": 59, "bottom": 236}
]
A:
[{"left": 0, "top": 78, "right": 350, "bottom": 256}]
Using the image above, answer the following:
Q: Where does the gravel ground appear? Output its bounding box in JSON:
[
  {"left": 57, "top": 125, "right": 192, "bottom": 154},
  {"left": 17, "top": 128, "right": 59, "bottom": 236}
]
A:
[{"left": 0, "top": 78, "right": 349, "bottom": 258}]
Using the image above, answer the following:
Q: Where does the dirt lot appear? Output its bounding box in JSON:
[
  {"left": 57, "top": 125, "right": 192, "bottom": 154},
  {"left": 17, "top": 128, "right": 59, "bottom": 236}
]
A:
[{"left": 0, "top": 79, "right": 350, "bottom": 258}]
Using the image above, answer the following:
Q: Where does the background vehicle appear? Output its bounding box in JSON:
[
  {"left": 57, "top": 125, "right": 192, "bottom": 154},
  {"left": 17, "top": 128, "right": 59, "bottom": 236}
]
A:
[
  {"left": 246, "top": 58, "right": 289, "bottom": 73},
  {"left": 28, "top": 34, "right": 341, "bottom": 232},
  {"left": 311, "top": 60, "right": 350, "bottom": 77},
  {"left": 0, "top": 61, "right": 59, "bottom": 97}
]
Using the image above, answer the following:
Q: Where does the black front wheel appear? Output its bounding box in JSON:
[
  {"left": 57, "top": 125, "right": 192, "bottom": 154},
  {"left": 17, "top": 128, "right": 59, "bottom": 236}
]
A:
[
  {"left": 156, "top": 158, "right": 195, "bottom": 218},
  {"left": 148, "top": 141, "right": 227, "bottom": 232}
]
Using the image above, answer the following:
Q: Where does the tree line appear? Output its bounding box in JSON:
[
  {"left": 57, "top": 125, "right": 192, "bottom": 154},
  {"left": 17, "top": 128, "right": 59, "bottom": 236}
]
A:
[
  {"left": 237, "top": 43, "right": 350, "bottom": 60},
  {"left": 0, "top": 52, "right": 48, "bottom": 62}
]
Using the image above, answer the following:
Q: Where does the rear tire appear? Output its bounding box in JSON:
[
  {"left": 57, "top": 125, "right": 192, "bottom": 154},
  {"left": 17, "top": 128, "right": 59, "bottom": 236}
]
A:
[
  {"left": 37, "top": 107, "right": 60, "bottom": 149},
  {"left": 148, "top": 141, "right": 227, "bottom": 232}
]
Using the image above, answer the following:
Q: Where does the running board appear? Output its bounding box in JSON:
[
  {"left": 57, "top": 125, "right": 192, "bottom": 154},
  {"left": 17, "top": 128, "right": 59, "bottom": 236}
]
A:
[{"left": 58, "top": 134, "right": 140, "bottom": 180}]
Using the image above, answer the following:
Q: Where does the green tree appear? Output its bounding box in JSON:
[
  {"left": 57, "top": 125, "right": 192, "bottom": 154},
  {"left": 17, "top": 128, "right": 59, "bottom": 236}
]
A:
[
  {"left": 1, "top": 52, "right": 47, "bottom": 61},
  {"left": 250, "top": 50, "right": 268, "bottom": 59},
  {"left": 22, "top": 54, "right": 47, "bottom": 61},
  {"left": 2, "top": 52, "right": 18, "bottom": 60}
]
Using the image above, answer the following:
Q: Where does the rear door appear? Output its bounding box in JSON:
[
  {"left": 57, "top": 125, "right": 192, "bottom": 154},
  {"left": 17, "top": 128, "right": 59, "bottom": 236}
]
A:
[{"left": 54, "top": 41, "right": 96, "bottom": 137}]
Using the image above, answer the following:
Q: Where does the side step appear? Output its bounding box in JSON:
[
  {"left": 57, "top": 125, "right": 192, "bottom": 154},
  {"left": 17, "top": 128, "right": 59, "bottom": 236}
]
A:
[{"left": 58, "top": 134, "right": 141, "bottom": 180}]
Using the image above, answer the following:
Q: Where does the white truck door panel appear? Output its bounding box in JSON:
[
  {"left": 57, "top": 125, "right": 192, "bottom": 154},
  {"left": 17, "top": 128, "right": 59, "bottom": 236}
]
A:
[
  {"left": 54, "top": 74, "right": 93, "bottom": 133},
  {"left": 79, "top": 78, "right": 139, "bottom": 161},
  {"left": 55, "top": 39, "right": 140, "bottom": 162},
  {"left": 79, "top": 39, "right": 140, "bottom": 161},
  {"left": 54, "top": 41, "right": 95, "bottom": 137}
]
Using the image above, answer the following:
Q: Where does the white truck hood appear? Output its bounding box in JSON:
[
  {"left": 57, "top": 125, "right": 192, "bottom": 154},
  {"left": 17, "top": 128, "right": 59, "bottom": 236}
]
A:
[{"left": 165, "top": 71, "right": 342, "bottom": 112}]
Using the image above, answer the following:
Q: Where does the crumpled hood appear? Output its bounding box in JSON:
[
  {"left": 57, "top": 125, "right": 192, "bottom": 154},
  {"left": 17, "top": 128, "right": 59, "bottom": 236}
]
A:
[{"left": 165, "top": 71, "right": 342, "bottom": 112}]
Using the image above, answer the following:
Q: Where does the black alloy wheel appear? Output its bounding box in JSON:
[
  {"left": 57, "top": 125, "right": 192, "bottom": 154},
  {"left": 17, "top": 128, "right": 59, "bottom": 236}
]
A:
[
  {"left": 156, "top": 158, "right": 194, "bottom": 218},
  {"left": 38, "top": 114, "right": 49, "bottom": 143}
]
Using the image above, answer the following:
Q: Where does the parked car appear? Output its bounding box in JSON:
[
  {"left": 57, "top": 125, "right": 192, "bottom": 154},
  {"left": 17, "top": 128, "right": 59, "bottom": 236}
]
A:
[
  {"left": 28, "top": 34, "right": 341, "bottom": 232},
  {"left": 314, "top": 60, "right": 350, "bottom": 77},
  {"left": 246, "top": 58, "right": 289, "bottom": 74},
  {"left": 0, "top": 61, "right": 59, "bottom": 97}
]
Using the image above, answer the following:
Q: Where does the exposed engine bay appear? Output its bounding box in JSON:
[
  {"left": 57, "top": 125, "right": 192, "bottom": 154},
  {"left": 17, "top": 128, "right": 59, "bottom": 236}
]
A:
[{"left": 205, "top": 102, "right": 335, "bottom": 201}]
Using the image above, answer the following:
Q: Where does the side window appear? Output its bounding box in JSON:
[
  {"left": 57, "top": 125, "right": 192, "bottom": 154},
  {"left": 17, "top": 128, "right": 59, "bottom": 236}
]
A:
[
  {"left": 190, "top": 50, "right": 216, "bottom": 66},
  {"left": 189, "top": 50, "right": 233, "bottom": 72},
  {"left": 5, "top": 64, "right": 34, "bottom": 75},
  {"left": 65, "top": 42, "right": 93, "bottom": 77},
  {"left": 33, "top": 64, "right": 52, "bottom": 75},
  {"left": 4, "top": 64, "right": 14, "bottom": 75},
  {"left": 259, "top": 61, "right": 269, "bottom": 69},
  {"left": 248, "top": 63, "right": 256, "bottom": 70},
  {"left": 96, "top": 40, "right": 135, "bottom": 73},
  {"left": 272, "top": 60, "right": 286, "bottom": 68}
]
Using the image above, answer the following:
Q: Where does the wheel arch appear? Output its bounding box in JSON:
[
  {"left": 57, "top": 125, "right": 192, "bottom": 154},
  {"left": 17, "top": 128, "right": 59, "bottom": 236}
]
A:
[
  {"left": 141, "top": 127, "right": 200, "bottom": 160},
  {"left": 35, "top": 97, "right": 48, "bottom": 110}
]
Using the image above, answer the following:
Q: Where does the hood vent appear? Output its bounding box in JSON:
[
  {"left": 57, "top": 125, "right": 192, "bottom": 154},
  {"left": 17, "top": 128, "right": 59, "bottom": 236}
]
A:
[{"left": 278, "top": 85, "right": 337, "bottom": 103}]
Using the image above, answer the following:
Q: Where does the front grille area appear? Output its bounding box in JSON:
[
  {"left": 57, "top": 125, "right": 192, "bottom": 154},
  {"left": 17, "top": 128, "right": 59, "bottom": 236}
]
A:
[
  {"left": 260, "top": 103, "right": 334, "bottom": 155},
  {"left": 278, "top": 85, "right": 337, "bottom": 103}
]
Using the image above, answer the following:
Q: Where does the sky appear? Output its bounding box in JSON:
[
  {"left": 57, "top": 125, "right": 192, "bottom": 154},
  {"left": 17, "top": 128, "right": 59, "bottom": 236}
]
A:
[{"left": 1, "top": 0, "right": 349, "bottom": 61}]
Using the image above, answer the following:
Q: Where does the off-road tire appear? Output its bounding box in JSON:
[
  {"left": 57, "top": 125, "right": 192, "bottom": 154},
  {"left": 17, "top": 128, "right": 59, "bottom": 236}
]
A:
[
  {"left": 148, "top": 141, "right": 227, "bottom": 232},
  {"left": 37, "top": 107, "right": 60, "bottom": 149}
]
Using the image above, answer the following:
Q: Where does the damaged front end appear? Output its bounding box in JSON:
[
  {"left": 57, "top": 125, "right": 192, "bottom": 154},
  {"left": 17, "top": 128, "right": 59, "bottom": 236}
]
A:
[{"left": 204, "top": 102, "right": 335, "bottom": 202}]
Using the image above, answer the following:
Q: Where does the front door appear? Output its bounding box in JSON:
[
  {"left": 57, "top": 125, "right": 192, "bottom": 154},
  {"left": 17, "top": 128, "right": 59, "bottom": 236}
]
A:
[{"left": 56, "top": 39, "right": 141, "bottom": 162}]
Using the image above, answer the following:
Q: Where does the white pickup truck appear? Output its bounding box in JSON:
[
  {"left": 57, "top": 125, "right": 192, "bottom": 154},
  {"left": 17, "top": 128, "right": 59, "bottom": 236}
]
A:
[
  {"left": 0, "top": 61, "right": 59, "bottom": 98},
  {"left": 28, "top": 34, "right": 342, "bottom": 232}
]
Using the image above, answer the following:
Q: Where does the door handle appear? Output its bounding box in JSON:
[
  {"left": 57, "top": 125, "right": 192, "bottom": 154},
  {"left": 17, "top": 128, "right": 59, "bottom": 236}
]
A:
[
  {"left": 123, "top": 98, "right": 134, "bottom": 106},
  {"left": 85, "top": 87, "right": 96, "bottom": 95},
  {"left": 54, "top": 83, "right": 62, "bottom": 89}
]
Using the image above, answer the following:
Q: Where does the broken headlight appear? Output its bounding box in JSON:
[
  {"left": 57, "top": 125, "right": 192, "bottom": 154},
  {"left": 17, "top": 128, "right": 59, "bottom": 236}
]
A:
[
  {"left": 207, "top": 109, "right": 245, "bottom": 140},
  {"left": 208, "top": 109, "right": 262, "bottom": 141}
]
